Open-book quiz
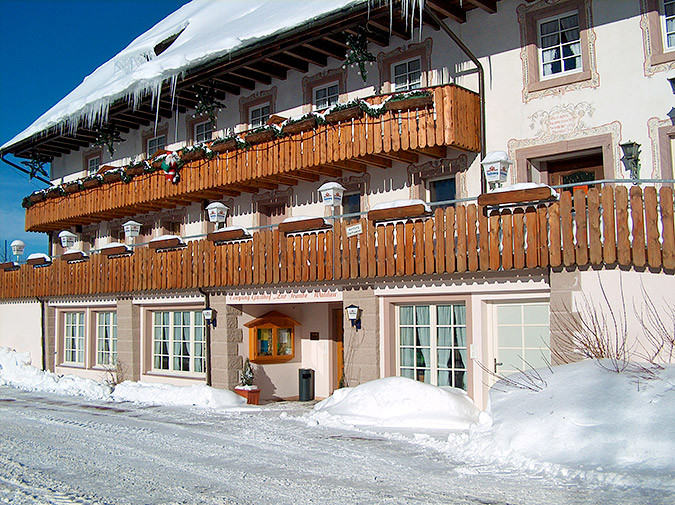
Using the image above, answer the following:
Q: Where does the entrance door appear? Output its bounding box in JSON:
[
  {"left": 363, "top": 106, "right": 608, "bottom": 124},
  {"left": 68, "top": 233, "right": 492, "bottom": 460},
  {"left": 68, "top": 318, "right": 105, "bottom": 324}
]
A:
[
  {"left": 333, "top": 308, "right": 344, "bottom": 389},
  {"left": 494, "top": 302, "right": 550, "bottom": 376}
]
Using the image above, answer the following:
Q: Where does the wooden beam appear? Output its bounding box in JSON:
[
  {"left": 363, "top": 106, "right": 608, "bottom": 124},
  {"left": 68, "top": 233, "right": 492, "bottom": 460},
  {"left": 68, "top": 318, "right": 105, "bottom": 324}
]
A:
[
  {"left": 425, "top": 1, "right": 466, "bottom": 23},
  {"left": 287, "top": 171, "right": 320, "bottom": 182},
  {"left": 248, "top": 62, "right": 287, "bottom": 81},
  {"left": 214, "top": 73, "right": 256, "bottom": 91},
  {"left": 376, "top": 150, "right": 419, "bottom": 164},
  {"left": 366, "top": 19, "right": 408, "bottom": 41},
  {"left": 325, "top": 160, "right": 367, "bottom": 173},
  {"left": 356, "top": 154, "right": 392, "bottom": 169},
  {"left": 303, "top": 40, "right": 345, "bottom": 60},
  {"left": 265, "top": 53, "right": 309, "bottom": 73},
  {"left": 231, "top": 67, "right": 272, "bottom": 86},
  {"left": 285, "top": 47, "right": 328, "bottom": 67},
  {"left": 413, "top": 146, "right": 447, "bottom": 158},
  {"left": 301, "top": 165, "right": 343, "bottom": 178},
  {"left": 468, "top": 0, "right": 498, "bottom": 14}
]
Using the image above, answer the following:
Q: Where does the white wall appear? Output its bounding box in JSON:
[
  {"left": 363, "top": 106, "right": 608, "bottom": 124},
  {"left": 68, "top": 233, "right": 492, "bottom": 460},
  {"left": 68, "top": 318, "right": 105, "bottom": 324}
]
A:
[{"left": 0, "top": 300, "right": 43, "bottom": 367}]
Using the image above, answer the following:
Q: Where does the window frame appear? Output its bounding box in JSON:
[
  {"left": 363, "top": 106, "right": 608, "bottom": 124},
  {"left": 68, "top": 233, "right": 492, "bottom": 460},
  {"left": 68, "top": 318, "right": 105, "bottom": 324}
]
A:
[
  {"left": 663, "top": 0, "right": 675, "bottom": 51},
  {"left": 245, "top": 311, "right": 298, "bottom": 364},
  {"left": 193, "top": 120, "right": 214, "bottom": 143},
  {"left": 537, "top": 10, "right": 582, "bottom": 81},
  {"left": 313, "top": 81, "right": 340, "bottom": 110},
  {"left": 377, "top": 39, "right": 432, "bottom": 94},
  {"left": 395, "top": 303, "right": 468, "bottom": 389},
  {"left": 391, "top": 56, "right": 423, "bottom": 92},
  {"left": 151, "top": 310, "right": 206, "bottom": 376},
  {"left": 83, "top": 150, "right": 102, "bottom": 177},
  {"left": 147, "top": 134, "right": 167, "bottom": 156},
  {"left": 248, "top": 103, "right": 271, "bottom": 129},
  {"left": 521, "top": 0, "right": 594, "bottom": 95},
  {"left": 427, "top": 175, "right": 456, "bottom": 208},
  {"left": 96, "top": 311, "right": 118, "bottom": 367},
  {"left": 64, "top": 311, "right": 86, "bottom": 365}
]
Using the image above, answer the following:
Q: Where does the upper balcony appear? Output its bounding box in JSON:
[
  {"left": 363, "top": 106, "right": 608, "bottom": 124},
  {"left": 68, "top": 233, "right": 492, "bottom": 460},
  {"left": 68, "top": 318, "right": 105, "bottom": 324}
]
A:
[{"left": 23, "top": 84, "right": 480, "bottom": 233}]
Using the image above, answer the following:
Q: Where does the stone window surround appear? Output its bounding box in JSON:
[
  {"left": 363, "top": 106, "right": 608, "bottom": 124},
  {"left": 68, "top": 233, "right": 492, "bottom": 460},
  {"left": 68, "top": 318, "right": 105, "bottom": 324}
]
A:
[
  {"left": 141, "top": 123, "right": 169, "bottom": 157},
  {"left": 380, "top": 294, "right": 474, "bottom": 393},
  {"left": 520, "top": 0, "right": 596, "bottom": 97},
  {"left": 239, "top": 88, "right": 277, "bottom": 131},
  {"left": 186, "top": 115, "right": 214, "bottom": 145},
  {"left": 513, "top": 133, "right": 615, "bottom": 184},
  {"left": 644, "top": 0, "right": 675, "bottom": 67},
  {"left": 253, "top": 187, "right": 292, "bottom": 227},
  {"left": 141, "top": 304, "right": 207, "bottom": 380},
  {"left": 377, "top": 38, "right": 433, "bottom": 94},
  {"left": 407, "top": 155, "right": 468, "bottom": 201},
  {"left": 56, "top": 305, "right": 117, "bottom": 370},
  {"left": 657, "top": 122, "right": 675, "bottom": 180},
  {"left": 82, "top": 148, "right": 103, "bottom": 175},
  {"left": 302, "top": 68, "right": 347, "bottom": 113}
]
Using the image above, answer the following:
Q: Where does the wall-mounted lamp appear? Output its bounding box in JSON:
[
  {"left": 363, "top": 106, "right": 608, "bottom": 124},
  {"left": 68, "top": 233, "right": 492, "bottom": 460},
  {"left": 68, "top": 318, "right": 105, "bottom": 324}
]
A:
[
  {"left": 202, "top": 307, "right": 217, "bottom": 328},
  {"left": 10, "top": 240, "right": 25, "bottom": 261},
  {"left": 318, "top": 182, "right": 346, "bottom": 207},
  {"left": 668, "top": 77, "right": 675, "bottom": 94},
  {"left": 123, "top": 220, "right": 142, "bottom": 243},
  {"left": 620, "top": 141, "right": 641, "bottom": 182},
  {"left": 58, "top": 230, "right": 78, "bottom": 250},
  {"left": 345, "top": 304, "right": 361, "bottom": 329},
  {"left": 206, "top": 202, "right": 229, "bottom": 231},
  {"left": 668, "top": 107, "right": 675, "bottom": 127},
  {"left": 481, "top": 151, "right": 513, "bottom": 191}
]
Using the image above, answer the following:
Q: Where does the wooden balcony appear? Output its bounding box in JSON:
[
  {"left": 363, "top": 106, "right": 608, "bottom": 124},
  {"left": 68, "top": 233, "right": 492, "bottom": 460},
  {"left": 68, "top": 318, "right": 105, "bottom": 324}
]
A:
[
  {"left": 24, "top": 84, "right": 480, "bottom": 233},
  {"left": 3, "top": 186, "right": 673, "bottom": 300}
]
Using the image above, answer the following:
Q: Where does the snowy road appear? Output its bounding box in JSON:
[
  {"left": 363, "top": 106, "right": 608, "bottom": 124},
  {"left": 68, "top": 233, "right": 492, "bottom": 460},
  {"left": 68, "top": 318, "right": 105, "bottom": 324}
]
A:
[{"left": 0, "top": 387, "right": 671, "bottom": 505}]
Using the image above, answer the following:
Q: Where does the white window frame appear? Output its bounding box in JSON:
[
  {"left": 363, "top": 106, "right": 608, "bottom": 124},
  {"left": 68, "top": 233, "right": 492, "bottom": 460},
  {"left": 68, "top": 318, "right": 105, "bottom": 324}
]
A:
[
  {"left": 87, "top": 156, "right": 101, "bottom": 176},
  {"left": 427, "top": 175, "right": 456, "bottom": 207},
  {"left": 152, "top": 310, "right": 205, "bottom": 375},
  {"left": 537, "top": 10, "right": 582, "bottom": 80},
  {"left": 391, "top": 57, "right": 422, "bottom": 92},
  {"left": 396, "top": 303, "right": 468, "bottom": 389},
  {"left": 249, "top": 103, "right": 271, "bottom": 129},
  {"left": 64, "top": 311, "right": 85, "bottom": 365},
  {"left": 147, "top": 134, "right": 167, "bottom": 155},
  {"left": 96, "top": 311, "right": 117, "bottom": 367},
  {"left": 313, "top": 81, "right": 340, "bottom": 110},
  {"left": 194, "top": 120, "right": 213, "bottom": 143},
  {"left": 664, "top": 0, "right": 675, "bottom": 51},
  {"left": 493, "top": 301, "right": 550, "bottom": 377}
]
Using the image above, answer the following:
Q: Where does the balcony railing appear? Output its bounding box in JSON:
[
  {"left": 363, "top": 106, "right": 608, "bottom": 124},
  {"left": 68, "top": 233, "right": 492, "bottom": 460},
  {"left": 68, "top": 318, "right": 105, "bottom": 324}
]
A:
[
  {"left": 2, "top": 185, "right": 673, "bottom": 300},
  {"left": 24, "top": 84, "right": 480, "bottom": 233}
]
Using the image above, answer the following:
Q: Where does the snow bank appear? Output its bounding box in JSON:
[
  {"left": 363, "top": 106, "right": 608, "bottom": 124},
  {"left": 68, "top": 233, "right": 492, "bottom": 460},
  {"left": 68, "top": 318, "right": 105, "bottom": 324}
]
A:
[
  {"left": 481, "top": 360, "right": 675, "bottom": 476},
  {"left": 112, "top": 381, "right": 246, "bottom": 409},
  {"left": 309, "top": 376, "right": 486, "bottom": 429},
  {"left": 0, "top": 347, "right": 109, "bottom": 400}
]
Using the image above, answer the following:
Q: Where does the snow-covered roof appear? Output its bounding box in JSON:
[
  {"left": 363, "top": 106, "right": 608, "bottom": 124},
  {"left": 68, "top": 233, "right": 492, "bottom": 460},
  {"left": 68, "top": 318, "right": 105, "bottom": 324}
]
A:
[{"left": 1, "top": 0, "right": 366, "bottom": 151}]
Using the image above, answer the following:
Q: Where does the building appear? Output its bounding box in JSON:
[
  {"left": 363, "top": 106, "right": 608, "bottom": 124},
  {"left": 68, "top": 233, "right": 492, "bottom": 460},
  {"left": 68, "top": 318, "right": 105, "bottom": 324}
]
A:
[{"left": 1, "top": 0, "right": 674, "bottom": 407}]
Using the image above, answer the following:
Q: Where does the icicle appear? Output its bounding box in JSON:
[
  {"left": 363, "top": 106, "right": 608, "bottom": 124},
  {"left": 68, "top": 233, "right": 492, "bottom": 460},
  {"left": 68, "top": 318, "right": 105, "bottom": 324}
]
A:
[{"left": 170, "top": 74, "right": 178, "bottom": 111}]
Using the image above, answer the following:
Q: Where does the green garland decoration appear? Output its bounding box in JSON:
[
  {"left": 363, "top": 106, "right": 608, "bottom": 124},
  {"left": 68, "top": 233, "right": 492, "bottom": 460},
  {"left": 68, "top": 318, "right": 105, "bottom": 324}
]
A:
[
  {"left": 21, "top": 158, "right": 49, "bottom": 180},
  {"left": 93, "top": 123, "right": 124, "bottom": 157},
  {"left": 343, "top": 30, "right": 376, "bottom": 83}
]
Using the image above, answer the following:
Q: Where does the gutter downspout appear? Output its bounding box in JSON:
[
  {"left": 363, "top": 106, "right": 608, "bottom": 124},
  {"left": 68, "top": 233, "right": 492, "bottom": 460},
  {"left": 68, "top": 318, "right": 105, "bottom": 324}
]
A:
[
  {"left": 197, "top": 287, "right": 212, "bottom": 386},
  {"left": 36, "top": 297, "right": 47, "bottom": 371},
  {"left": 1, "top": 153, "right": 51, "bottom": 185},
  {"left": 423, "top": 7, "right": 487, "bottom": 193}
]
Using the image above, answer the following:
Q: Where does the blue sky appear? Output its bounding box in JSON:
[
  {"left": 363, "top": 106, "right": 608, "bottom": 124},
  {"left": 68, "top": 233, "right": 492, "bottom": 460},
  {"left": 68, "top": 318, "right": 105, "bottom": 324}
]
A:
[{"left": 0, "top": 0, "right": 188, "bottom": 260}]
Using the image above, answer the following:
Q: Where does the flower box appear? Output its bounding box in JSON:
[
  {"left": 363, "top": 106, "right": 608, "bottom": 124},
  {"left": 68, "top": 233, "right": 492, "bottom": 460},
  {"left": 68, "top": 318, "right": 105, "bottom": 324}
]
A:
[
  {"left": 45, "top": 187, "right": 64, "bottom": 199},
  {"left": 149, "top": 235, "right": 185, "bottom": 251},
  {"left": 234, "top": 386, "right": 261, "bottom": 405},
  {"left": 62, "top": 181, "right": 82, "bottom": 194},
  {"left": 82, "top": 177, "right": 102, "bottom": 189},
  {"left": 0, "top": 261, "right": 19, "bottom": 271},
  {"left": 278, "top": 216, "right": 331, "bottom": 235},
  {"left": 126, "top": 164, "right": 146, "bottom": 177},
  {"left": 367, "top": 200, "right": 432, "bottom": 222},
  {"left": 325, "top": 105, "right": 363, "bottom": 124},
  {"left": 26, "top": 253, "right": 51, "bottom": 267},
  {"left": 101, "top": 243, "right": 132, "bottom": 257},
  {"left": 477, "top": 184, "right": 559, "bottom": 208},
  {"left": 61, "top": 250, "right": 89, "bottom": 262},
  {"left": 180, "top": 149, "right": 205, "bottom": 162},
  {"left": 207, "top": 227, "right": 250, "bottom": 243},
  {"left": 385, "top": 94, "right": 434, "bottom": 112},
  {"left": 29, "top": 192, "right": 46, "bottom": 204},
  {"left": 211, "top": 138, "right": 239, "bottom": 153},
  {"left": 245, "top": 129, "right": 276, "bottom": 145},
  {"left": 282, "top": 116, "right": 318, "bottom": 135}
]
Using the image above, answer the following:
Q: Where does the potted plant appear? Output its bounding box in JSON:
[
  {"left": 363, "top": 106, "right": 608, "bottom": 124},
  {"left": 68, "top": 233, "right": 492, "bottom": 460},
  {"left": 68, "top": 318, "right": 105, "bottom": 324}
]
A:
[
  {"left": 384, "top": 90, "right": 434, "bottom": 112},
  {"left": 62, "top": 180, "right": 83, "bottom": 194},
  {"left": 234, "top": 358, "right": 261, "bottom": 405},
  {"left": 282, "top": 113, "right": 319, "bottom": 135},
  {"left": 325, "top": 100, "right": 364, "bottom": 124},
  {"left": 211, "top": 135, "right": 243, "bottom": 153}
]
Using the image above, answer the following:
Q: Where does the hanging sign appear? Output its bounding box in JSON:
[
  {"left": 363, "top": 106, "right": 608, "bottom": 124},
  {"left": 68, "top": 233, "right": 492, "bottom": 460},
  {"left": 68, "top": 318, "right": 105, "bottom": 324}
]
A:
[{"left": 345, "top": 223, "right": 363, "bottom": 237}]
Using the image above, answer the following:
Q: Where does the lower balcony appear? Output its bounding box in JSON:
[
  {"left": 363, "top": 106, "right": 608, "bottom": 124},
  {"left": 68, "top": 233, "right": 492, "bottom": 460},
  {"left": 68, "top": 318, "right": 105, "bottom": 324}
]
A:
[
  {"left": 24, "top": 84, "right": 480, "bottom": 233},
  {"left": 2, "top": 185, "right": 673, "bottom": 300}
]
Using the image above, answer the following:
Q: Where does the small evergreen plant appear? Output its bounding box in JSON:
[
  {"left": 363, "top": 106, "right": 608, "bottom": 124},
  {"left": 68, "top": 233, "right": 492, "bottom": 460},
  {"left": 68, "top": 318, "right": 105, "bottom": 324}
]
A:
[{"left": 240, "top": 358, "right": 255, "bottom": 386}]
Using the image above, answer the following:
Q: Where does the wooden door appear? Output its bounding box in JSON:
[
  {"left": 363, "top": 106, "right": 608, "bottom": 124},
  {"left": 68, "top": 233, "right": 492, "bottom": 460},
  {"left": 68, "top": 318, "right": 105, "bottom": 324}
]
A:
[{"left": 333, "top": 308, "right": 344, "bottom": 389}]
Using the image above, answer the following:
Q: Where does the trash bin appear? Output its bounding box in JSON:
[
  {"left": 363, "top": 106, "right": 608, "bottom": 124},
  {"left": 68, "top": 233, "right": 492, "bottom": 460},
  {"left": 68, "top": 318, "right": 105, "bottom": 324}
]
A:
[{"left": 299, "top": 368, "right": 315, "bottom": 401}]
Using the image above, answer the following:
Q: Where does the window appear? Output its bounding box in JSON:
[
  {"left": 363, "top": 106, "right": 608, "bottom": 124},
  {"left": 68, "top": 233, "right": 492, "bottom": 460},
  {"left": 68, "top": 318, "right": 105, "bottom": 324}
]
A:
[
  {"left": 495, "top": 303, "right": 549, "bottom": 376},
  {"left": 397, "top": 304, "right": 467, "bottom": 389},
  {"left": 152, "top": 311, "right": 205, "bottom": 374},
  {"left": 538, "top": 12, "right": 581, "bottom": 78},
  {"left": 87, "top": 156, "right": 100, "bottom": 176},
  {"left": 249, "top": 104, "right": 270, "bottom": 129},
  {"left": 665, "top": 0, "right": 675, "bottom": 49},
  {"left": 342, "top": 192, "right": 361, "bottom": 219},
  {"left": 194, "top": 120, "right": 213, "bottom": 143},
  {"left": 392, "top": 58, "right": 422, "bottom": 91},
  {"left": 428, "top": 177, "right": 456, "bottom": 207},
  {"left": 314, "top": 82, "right": 339, "bottom": 109},
  {"left": 64, "top": 312, "right": 85, "bottom": 364},
  {"left": 96, "top": 311, "right": 117, "bottom": 366},
  {"left": 147, "top": 134, "right": 166, "bottom": 155},
  {"left": 245, "top": 311, "right": 298, "bottom": 364}
]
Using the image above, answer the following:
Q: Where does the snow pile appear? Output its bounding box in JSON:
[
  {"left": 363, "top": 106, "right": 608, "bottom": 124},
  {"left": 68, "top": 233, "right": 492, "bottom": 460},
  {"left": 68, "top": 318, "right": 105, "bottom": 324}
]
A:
[
  {"left": 0, "top": 347, "right": 109, "bottom": 400},
  {"left": 490, "top": 182, "right": 559, "bottom": 198},
  {"left": 479, "top": 360, "right": 675, "bottom": 476},
  {"left": 308, "top": 376, "right": 487, "bottom": 429},
  {"left": 112, "top": 381, "right": 246, "bottom": 409},
  {"left": 370, "top": 199, "right": 431, "bottom": 212}
]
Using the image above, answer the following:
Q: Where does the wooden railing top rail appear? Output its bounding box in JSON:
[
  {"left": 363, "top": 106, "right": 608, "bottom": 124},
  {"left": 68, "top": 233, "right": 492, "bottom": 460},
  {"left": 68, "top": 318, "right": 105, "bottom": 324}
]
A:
[
  {"left": 24, "top": 84, "right": 480, "bottom": 233},
  {"left": 2, "top": 185, "right": 673, "bottom": 301}
]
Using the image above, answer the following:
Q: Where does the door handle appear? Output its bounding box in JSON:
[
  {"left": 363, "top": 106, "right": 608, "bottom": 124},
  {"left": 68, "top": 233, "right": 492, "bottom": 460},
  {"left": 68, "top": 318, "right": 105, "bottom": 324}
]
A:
[{"left": 494, "top": 358, "right": 502, "bottom": 373}]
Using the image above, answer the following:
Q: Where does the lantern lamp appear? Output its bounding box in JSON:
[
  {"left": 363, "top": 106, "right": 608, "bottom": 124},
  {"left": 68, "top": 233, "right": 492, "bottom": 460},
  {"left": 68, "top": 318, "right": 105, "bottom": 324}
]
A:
[
  {"left": 206, "top": 202, "right": 229, "bottom": 230},
  {"left": 10, "top": 240, "right": 25, "bottom": 259},
  {"left": 345, "top": 304, "right": 361, "bottom": 329},
  {"left": 481, "top": 151, "right": 513, "bottom": 190},
  {"left": 123, "top": 220, "right": 142, "bottom": 242},
  {"left": 58, "top": 230, "right": 78, "bottom": 250},
  {"left": 620, "top": 141, "right": 641, "bottom": 182},
  {"left": 318, "top": 182, "right": 346, "bottom": 207}
]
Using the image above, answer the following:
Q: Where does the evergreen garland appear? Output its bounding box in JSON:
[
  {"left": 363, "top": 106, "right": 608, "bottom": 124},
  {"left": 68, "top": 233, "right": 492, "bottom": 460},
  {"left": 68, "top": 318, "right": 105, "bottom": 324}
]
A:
[
  {"left": 93, "top": 122, "right": 124, "bottom": 157},
  {"left": 343, "top": 29, "right": 376, "bottom": 83}
]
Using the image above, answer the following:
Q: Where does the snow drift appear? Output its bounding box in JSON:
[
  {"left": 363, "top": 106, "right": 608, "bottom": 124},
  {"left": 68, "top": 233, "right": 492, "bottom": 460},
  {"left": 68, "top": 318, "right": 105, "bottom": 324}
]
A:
[{"left": 309, "top": 376, "right": 486, "bottom": 429}]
